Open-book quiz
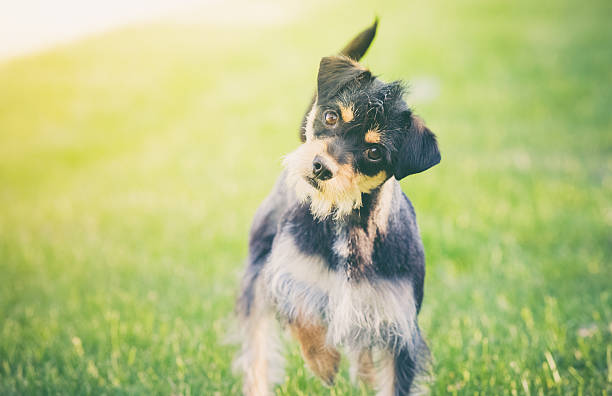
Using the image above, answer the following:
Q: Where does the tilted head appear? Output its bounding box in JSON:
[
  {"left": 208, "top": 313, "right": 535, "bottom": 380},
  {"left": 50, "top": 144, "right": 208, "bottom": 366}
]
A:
[{"left": 284, "top": 24, "right": 441, "bottom": 220}]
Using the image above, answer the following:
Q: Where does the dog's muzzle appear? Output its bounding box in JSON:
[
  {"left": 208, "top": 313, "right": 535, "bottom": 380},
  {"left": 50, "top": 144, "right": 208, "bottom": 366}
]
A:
[{"left": 312, "top": 155, "right": 333, "bottom": 181}]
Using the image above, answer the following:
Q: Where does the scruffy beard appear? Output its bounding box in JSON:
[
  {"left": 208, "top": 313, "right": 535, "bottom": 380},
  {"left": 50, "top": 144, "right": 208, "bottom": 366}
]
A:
[{"left": 283, "top": 141, "right": 387, "bottom": 221}]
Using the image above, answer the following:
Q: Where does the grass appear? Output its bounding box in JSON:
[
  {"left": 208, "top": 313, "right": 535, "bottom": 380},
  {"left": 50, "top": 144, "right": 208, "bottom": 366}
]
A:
[{"left": 0, "top": 0, "right": 611, "bottom": 394}]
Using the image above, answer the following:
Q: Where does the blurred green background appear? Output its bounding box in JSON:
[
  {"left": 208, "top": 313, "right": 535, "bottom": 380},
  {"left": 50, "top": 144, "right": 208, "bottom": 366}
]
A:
[{"left": 1, "top": 0, "right": 611, "bottom": 394}]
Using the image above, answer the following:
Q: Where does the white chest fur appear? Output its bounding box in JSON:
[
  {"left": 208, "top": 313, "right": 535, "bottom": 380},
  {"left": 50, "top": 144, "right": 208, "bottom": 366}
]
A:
[{"left": 262, "top": 234, "right": 418, "bottom": 351}]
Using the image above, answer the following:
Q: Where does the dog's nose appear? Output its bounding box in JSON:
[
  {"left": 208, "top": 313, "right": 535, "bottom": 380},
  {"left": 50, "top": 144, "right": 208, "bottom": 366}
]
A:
[{"left": 312, "top": 156, "right": 333, "bottom": 180}]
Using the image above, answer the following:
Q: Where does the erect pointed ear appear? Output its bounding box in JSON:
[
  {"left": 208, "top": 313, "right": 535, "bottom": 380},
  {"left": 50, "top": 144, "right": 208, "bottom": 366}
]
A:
[
  {"left": 340, "top": 18, "right": 378, "bottom": 61},
  {"left": 299, "top": 21, "right": 378, "bottom": 142},
  {"left": 317, "top": 56, "right": 371, "bottom": 102},
  {"left": 394, "top": 114, "right": 441, "bottom": 180}
]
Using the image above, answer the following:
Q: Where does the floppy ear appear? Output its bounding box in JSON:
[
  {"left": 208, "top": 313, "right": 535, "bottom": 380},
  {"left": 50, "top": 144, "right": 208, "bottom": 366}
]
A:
[
  {"left": 394, "top": 114, "right": 441, "bottom": 180},
  {"left": 317, "top": 56, "right": 371, "bottom": 102}
]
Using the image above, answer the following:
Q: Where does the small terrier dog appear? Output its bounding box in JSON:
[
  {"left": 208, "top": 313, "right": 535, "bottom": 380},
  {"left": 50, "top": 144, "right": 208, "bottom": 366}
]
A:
[{"left": 235, "top": 21, "right": 440, "bottom": 396}]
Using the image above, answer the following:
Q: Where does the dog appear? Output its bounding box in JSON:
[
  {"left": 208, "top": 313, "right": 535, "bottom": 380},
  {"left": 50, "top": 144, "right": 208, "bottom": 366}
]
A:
[{"left": 235, "top": 20, "right": 440, "bottom": 396}]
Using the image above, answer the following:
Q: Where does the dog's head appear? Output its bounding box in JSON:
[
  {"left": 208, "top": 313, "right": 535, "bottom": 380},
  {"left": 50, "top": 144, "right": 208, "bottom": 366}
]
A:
[{"left": 284, "top": 24, "right": 441, "bottom": 220}]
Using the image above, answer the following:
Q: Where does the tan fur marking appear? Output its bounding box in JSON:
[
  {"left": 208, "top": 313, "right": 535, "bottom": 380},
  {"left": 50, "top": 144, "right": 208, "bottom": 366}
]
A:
[
  {"left": 371, "top": 177, "right": 394, "bottom": 234},
  {"left": 365, "top": 129, "right": 381, "bottom": 143},
  {"left": 289, "top": 320, "right": 341, "bottom": 386},
  {"left": 412, "top": 115, "right": 426, "bottom": 133},
  {"left": 356, "top": 170, "right": 387, "bottom": 192},
  {"left": 339, "top": 103, "right": 355, "bottom": 123},
  {"left": 356, "top": 349, "right": 376, "bottom": 386},
  {"left": 283, "top": 141, "right": 388, "bottom": 219}
]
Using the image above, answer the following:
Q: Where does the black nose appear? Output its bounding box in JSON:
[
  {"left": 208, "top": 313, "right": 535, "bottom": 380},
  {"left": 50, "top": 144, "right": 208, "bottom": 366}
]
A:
[{"left": 312, "top": 156, "right": 333, "bottom": 180}]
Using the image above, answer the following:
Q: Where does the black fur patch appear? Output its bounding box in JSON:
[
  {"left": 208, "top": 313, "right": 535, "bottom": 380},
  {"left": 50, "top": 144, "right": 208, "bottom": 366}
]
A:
[{"left": 286, "top": 202, "right": 338, "bottom": 269}]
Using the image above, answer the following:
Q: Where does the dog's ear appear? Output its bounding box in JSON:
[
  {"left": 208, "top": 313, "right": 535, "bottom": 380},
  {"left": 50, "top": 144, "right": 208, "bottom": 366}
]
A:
[
  {"left": 340, "top": 19, "right": 378, "bottom": 61},
  {"left": 317, "top": 56, "right": 371, "bottom": 102},
  {"left": 300, "top": 21, "right": 378, "bottom": 142},
  {"left": 394, "top": 114, "right": 441, "bottom": 180}
]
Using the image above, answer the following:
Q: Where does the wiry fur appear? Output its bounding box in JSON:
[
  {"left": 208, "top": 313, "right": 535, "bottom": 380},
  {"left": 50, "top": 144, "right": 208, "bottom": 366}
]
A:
[
  {"left": 263, "top": 230, "right": 418, "bottom": 351},
  {"left": 236, "top": 20, "right": 440, "bottom": 396},
  {"left": 234, "top": 276, "right": 284, "bottom": 396},
  {"left": 283, "top": 138, "right": 387, "bottom": 220}
]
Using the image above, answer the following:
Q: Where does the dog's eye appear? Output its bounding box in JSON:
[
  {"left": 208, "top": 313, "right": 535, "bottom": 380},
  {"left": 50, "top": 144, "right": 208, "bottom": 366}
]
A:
[
  {"left": 365, "top": 146, "right": 383, "bottom": 162},
  {"left": 323, "top": 110, "right": 338, "bottom": 126}
]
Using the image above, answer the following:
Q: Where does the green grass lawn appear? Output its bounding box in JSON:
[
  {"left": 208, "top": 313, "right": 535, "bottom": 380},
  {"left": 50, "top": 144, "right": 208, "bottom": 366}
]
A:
[{"left": 1, "top": 0, "right": 611, "bottom": 394}]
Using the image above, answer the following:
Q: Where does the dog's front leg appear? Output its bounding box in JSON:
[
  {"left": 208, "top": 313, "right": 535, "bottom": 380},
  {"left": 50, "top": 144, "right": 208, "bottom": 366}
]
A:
[
  {"left": 288, "top": 318, "right": 341, "bottom": 386},
  {"left": 349, "top": 348, "right": 376, "bottom": 387}
]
